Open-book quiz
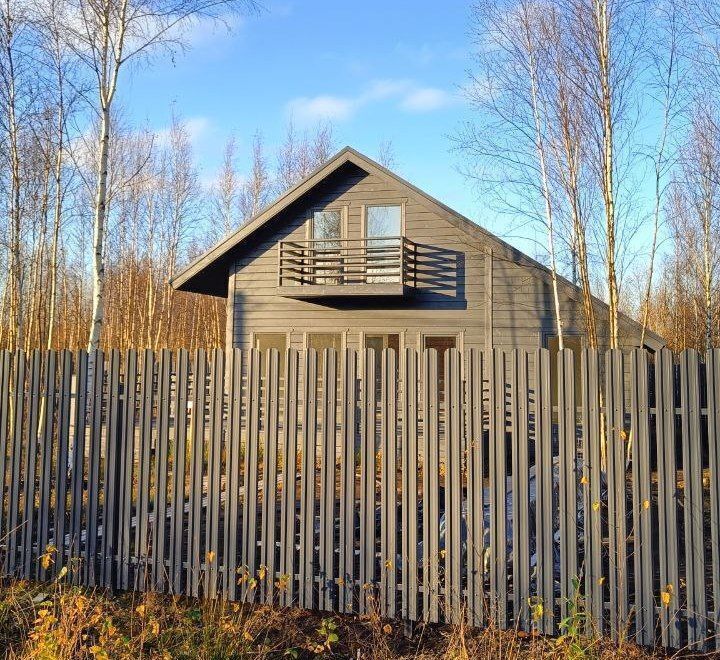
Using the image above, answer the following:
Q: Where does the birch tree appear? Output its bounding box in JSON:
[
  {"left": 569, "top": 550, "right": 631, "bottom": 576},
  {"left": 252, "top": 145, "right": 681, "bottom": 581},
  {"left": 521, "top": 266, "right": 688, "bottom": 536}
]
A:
[
  {"left": 459, "top": 0, "right": 565, "bottom": 345},
  {"left": 238, "top": 131, "right": 270, "bottom": 222},
  {"left": 61, "top": 0, "right": 257, "bottom": 350}
]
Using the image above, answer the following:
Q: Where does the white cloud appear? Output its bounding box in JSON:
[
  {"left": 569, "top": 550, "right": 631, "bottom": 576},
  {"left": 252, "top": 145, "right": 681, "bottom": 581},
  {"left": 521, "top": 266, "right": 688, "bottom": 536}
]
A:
[
  {"left": 286, "top": 95, "right": 356, "bottom": 123},
  {"left": 400, "top": 87, "right": 455, "bottom": 112},
  {"left": 286, "top": 79, "right": 454, "bottom": 124}
]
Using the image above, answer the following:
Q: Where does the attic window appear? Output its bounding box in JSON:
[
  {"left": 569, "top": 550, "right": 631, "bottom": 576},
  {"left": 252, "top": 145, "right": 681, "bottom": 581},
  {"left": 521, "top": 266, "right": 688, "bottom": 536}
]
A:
[{"left": 366, "top": 205, "right": 402, "bottom": 239}]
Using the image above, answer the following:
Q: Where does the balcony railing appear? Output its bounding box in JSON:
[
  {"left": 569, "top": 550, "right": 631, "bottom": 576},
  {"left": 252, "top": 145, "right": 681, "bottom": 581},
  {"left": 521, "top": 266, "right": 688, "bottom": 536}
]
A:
[{"left": 278, "top": 236, "right": 416, "bottom": 297}]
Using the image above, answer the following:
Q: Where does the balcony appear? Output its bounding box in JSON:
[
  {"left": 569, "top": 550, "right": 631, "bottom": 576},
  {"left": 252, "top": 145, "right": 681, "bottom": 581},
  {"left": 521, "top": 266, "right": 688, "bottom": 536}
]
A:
[{"left": 278, "top": 237, "right": 416, "bottom": 299}]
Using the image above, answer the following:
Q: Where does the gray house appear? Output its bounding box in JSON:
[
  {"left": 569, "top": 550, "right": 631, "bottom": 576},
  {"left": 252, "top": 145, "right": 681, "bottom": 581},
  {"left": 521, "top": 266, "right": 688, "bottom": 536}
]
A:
[{"left": 171, "top": 146, "right": 663, "bottom": 370}]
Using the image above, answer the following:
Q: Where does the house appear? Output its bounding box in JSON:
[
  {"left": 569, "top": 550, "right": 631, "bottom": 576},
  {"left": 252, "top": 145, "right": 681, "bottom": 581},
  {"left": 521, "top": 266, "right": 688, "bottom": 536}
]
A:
[{"left": 170, "top": 146, "right": 663, "bottom": 374}]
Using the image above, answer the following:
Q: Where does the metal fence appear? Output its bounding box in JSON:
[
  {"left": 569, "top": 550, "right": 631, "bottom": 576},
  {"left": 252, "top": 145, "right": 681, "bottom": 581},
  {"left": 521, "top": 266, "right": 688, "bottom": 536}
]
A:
[{"left": 0, "top": 346, "right": 718, "bottom": 651}]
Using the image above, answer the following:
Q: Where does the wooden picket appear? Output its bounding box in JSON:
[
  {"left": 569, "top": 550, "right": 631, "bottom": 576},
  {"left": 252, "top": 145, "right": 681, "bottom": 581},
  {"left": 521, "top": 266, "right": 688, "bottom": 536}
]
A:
[{"left": 0, "top": 346, "right": 718, "bottom": 651}]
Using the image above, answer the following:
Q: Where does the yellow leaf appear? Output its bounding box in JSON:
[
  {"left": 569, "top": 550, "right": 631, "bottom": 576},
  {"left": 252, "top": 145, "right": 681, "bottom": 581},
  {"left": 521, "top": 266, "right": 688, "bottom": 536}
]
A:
[
  {"left": 243, "top": 630, "right": 253, "bottom": 642},
  {"left": 150, "top": 621, "right": 160, "bottom": 635},
  {"left": 643, "top": 500, "right": 650, "bottom": 510},
  {"left": 661, "top": 590, "right": 671, "bottom": 606},
  {"left": 258, "top": 565, "right": 267, "bottom": 580},
  {"left": 592, "top": 501, "right": 601, "bottom": 512},
  {"left": 135, "top": 604, "right": 146, "bottom": 617},
  {"left": 383, "top": 624, "right": 392, "bottom": 634},
  {"left": 384, "top": 559, "right": 393, "bottom": 570},
  {"left": 580, "top": 476, "right": 589, "bottom": 485},
  {"left": 597, "top": 577, "right": 606, "bottom": 586},
  {"left": 206, "top": 551, "right": 216, "bottom": 564}
]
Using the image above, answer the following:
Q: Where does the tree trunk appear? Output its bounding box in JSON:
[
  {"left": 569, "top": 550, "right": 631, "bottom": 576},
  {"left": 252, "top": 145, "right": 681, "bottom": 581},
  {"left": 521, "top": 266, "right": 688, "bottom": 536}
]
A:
[{"left": 88, "top": 105, "right": 111, "bottom": 351}]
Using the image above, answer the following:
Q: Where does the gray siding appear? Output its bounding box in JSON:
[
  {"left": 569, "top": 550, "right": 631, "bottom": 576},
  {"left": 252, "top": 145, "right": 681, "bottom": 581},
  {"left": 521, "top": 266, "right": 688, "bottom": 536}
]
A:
[{"left": 228, "top": 162, "right": 638, "bottom": 352}]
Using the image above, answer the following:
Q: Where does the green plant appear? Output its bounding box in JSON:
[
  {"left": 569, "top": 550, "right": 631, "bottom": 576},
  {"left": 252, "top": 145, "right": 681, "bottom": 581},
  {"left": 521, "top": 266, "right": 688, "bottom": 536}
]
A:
[{"left": 557, "top": 577, "right": 596, "bottom": 660}]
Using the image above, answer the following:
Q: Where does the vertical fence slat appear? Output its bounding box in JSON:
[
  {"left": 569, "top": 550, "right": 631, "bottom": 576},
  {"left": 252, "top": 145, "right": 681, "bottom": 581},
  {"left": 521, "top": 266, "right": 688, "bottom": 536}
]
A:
[
  {"left": 170, "top": 349, "right": 189, "bottom": 596},
  {"left": 339, "top": 348, "right": 357, "bottom": 614},
  {"left": 489, "top": 348, "right": 508, "bottom": 627},
  {"left": 240, "top": 349, "right": 260, "bottom": 601},
  {"left": 511, "top": 349, "right": 530, "bottom": 629},
  {"left": 0, "top": 351, "right": 12, "bottom": 565},
  {"left": 708, "top": 349, "right": 720, "bottom": 650},
  {"left": 68, "top": 350, "right": 87, "bottom": 582},
  {"left": 224, "top": 348, "right": 242, "bottom": 600},
  {"left": 101, "top": 349, "right": 121, "bottom": 588},
  {"left": 655, "top": 349, "right": 680, "bottom": 648},
  {"left": 119, "top": 350, "right": 136, "bottom": 590},
  {"left": 605, "top": 349, "right": 628, "bottom": 638},
  {"left": 298, "top": 348, "right": 317, "bottom": 609},
  {"left": 37, "top": 351, "right": 57, "bottom": 581},
  {"left": 261, "top": 348, "right": 280, "bottom": 605},
  {"left": 680, "top": 349, "right": 706, "bottom": 648},
  {"left": 85, "top": 350, "right": 104, "bottom": 586},
  {"left": 444, "top": 349, "right": 462, "bottom": 625},
  {"left": 630, "top": 349, "right": 654, "bottom": 646},
  {"left": 380, "top": 348, "right": 397, "bottom": 619},
  {"left": 535, "top": 348, "right": 554, "bottom": 635},
  {"left": 280, "top": 349, "right": 299, "bottom": 607},
  {"left": 54, "top": 351, "right": 72, "bottom": 577},
  {"left": 557, "top": 349, "right": 578, "bottom": 621},
  {"left": 153, "top": 349, "right": 172, "bottom": 593},
  {"left": 359, "top": 349, "right": 376, "bottom": 614},
  {"left": 466, "top": 349, "right": 484, "bottom": 627},
  {"left": 319, "top": 349, "right": 337, "bottom": 611},
  {"left": 401, "top": 347, "right": 418, "bottom": 622},
  {"left": 136, "top": 349, "right": 154, "bottom": 590},
  {"left": 422, "top": 348, "right": 440, "bottom": 623},
  {"left": 21, "top": 350, "right": 41, "bottom": 578},
  {"left": 581, "top": 348, "right": 603, "bottom": 633},
  {"left": 187, "top": 349, "right": 206, "bottom": 597},
  {"left": 205, "top": 349, "right": 223, "bottom": 598}
]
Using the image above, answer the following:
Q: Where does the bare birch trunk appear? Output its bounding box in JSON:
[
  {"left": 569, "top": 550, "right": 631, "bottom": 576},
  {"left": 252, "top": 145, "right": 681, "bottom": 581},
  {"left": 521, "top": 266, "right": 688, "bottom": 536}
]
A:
[{"left": 524, "top": 15, "right": 564, "bottom": 348}]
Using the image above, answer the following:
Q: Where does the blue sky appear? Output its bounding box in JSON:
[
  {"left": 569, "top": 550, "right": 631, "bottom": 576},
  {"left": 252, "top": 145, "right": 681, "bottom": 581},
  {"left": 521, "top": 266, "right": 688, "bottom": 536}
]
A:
[{"left": 123, "top": 1, "right": 482, "bottom": 223}]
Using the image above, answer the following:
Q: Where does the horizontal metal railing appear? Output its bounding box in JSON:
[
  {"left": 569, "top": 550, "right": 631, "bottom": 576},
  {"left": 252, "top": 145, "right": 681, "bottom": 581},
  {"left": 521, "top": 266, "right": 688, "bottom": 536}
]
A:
[{"left": 278, "top": 236, "right": 415, "bottom": 287}]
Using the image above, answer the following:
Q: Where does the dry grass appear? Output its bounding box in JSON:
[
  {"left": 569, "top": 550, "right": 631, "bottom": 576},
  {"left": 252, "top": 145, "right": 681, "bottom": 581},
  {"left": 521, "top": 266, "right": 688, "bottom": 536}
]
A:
[{"left": 0, "top": 578, "right": 704, "bottom": 659}]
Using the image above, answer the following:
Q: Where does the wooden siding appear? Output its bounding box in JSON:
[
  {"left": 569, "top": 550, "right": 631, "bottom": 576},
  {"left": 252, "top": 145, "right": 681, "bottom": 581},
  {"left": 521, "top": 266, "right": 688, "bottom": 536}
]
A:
[{"left": 229, "top": 162, "right": 640, "bottom": 352}]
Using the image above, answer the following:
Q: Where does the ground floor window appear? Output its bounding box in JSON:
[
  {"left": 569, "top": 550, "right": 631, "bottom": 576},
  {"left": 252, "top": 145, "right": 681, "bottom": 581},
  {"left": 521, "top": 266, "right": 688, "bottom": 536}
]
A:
[
  {"left": 253, "top": 333, "right": 287, "bottom": 371},
  {"left": 364, "top": 333, "right": 400, "bottom": 378},
  {"left": 422, "top": 335, "right": 458, "bottom": 388},
  {"left": 307, "top": 332, "right": 343, "bottom": 372}
]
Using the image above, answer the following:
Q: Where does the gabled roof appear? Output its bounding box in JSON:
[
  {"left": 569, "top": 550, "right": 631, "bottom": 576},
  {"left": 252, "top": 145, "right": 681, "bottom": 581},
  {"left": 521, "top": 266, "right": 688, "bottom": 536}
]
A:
[{"left": 170, "top": 145, "right": 664, "bottom": 348}]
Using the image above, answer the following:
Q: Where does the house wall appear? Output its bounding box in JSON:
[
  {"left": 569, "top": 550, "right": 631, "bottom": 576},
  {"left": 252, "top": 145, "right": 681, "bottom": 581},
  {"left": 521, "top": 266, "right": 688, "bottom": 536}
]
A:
[{"left": 227, "top": 161, "right": 638, "bottom": 354}]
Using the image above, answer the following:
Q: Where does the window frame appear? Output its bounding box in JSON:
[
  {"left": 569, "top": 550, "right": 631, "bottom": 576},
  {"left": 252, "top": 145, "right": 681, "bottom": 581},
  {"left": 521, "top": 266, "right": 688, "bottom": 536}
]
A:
[
  {"left": 307, "top": 205, "right": 348, "bottom": 241},
  {"left": 418, "top": 330, "right": 464, "bottom": 354},
  {"left": 303, "top": 330, "right": 347, "bottom": 353},
  {"left": 251, "top": 331, "right": 291, "bottom": 351},
  {"left": 361, "top": 201, "right": 406, "bottom": 240}
]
